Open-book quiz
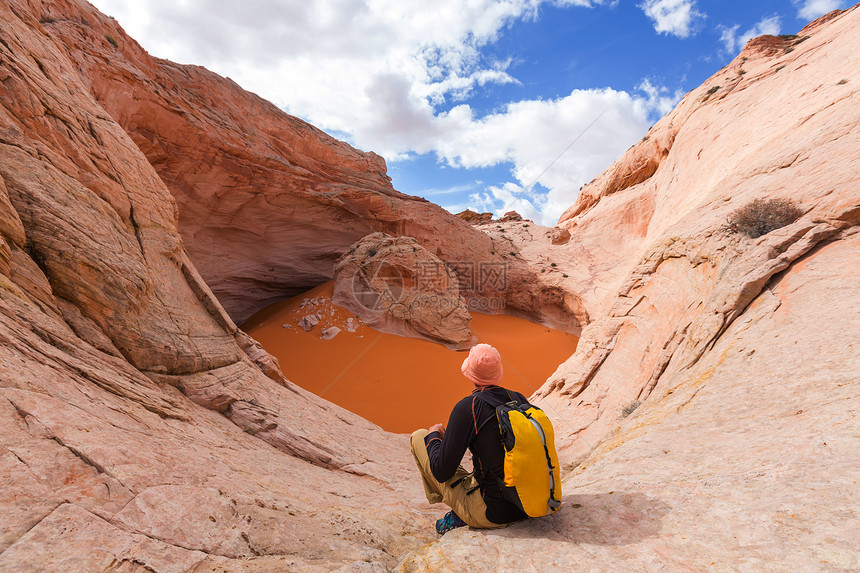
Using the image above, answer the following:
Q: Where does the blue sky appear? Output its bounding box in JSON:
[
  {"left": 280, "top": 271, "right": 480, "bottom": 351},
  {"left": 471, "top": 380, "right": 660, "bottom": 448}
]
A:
[{"left": 89, "top": 0, "right": 848, "bottom": 225}]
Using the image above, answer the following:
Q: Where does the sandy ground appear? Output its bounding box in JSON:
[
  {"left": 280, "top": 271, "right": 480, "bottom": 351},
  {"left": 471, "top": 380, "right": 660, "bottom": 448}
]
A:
[{"left": 243, "top": 282, "right": 578, "bottom": 433}]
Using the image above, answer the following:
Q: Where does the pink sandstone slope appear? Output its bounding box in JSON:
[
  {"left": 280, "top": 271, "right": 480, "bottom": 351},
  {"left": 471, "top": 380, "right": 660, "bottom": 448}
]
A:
[
  {"left": 402, "top": 7, "right": 859, "bottom": 571},
  {"left": 0, "top": 1, "right": 439, "bottom": 569}
]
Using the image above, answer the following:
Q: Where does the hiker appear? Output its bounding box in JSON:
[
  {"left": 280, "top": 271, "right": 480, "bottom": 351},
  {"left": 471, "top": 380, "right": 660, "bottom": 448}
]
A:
[{"left": 410, "top": 343, "right": 530, "bottom": 534}]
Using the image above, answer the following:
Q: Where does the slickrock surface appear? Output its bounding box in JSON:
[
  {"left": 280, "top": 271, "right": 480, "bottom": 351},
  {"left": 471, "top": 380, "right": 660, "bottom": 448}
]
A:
[
  {"left": 401, "top": 230, "right": 860, "bottom": 572},
  {"left": 36, "top": 0, "right": 576, "bottom": 328},
  {"left": 533, "top": 6, "right": 860, "bottom": 462},
  {"left": 402, "top": 7, "right": 860, "bottom": 570},
  {"left": 333, "top": 233, "right": 477, "bottom": 349},
  {"left": 0, "top": 1, "right": 438, "bottom": 570},
  {"left": 1, "top": 0, "right": 858, "bottom": 569}
]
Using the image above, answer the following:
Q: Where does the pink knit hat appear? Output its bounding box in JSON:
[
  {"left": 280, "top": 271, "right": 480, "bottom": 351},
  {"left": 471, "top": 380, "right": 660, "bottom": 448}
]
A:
[{"left": 461, "top": 343, "right": 503, "bottom": 387}]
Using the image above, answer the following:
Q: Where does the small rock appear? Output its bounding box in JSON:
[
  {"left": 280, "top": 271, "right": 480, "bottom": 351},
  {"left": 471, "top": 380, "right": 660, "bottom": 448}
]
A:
[
  {"left": 551, "top": 227, "right": 571, "bottom": 245},
  {"left": 281, "top": 323, "right": 292, "bottom": 329},
  {"left": 298, "top": 314, "right": 320, "bottom": 331},
  {"left": 320, "top": 326, "right": 341, "bottom": 340}
]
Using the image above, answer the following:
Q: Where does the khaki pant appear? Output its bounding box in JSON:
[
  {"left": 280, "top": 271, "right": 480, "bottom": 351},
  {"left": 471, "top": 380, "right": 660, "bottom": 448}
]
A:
[{"left": 410, "top": 429, "right": 508, "bottom": 529}]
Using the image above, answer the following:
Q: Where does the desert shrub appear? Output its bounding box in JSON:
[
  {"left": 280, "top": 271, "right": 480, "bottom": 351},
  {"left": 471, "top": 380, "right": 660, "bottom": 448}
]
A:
[
  {"left": 621, "top": 400, "right": 642, "bottom": 418},
  {"left": 105, "top": 34, "right": 118, "bottom": 48},
  {"left": 726, "top": 198, "right": 803, "bottom": 238},
  {"left": 706, "top": 86, "right": 720, "bottom": 95}
]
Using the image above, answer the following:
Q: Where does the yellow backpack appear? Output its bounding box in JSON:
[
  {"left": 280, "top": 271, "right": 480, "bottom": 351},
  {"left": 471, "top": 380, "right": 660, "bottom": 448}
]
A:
[{"left": 476, "top": 392, "right": 562, "bottom": 517}]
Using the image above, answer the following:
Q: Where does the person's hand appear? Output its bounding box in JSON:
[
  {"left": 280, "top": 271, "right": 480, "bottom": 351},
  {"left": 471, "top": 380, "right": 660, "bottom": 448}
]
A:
[{"left": 429, "top": 423, "right": 445, "bottom": 437}]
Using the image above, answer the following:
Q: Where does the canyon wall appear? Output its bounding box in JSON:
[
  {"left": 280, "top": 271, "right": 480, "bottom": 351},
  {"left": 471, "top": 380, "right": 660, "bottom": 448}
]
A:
[
  {"left": 35, "top": 0, "right": 585, "bottom": 331},
  {"left": 402, "top": 7, "right": 859, "bottom": 570},
  {"left": 0, "top": 1, "right": 438, "bottom": 569}
]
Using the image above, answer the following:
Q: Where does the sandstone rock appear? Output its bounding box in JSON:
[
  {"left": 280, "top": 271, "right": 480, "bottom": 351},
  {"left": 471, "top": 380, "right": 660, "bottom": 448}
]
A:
[
  {"left": 320, "top": 326, "right": 341, "bottom": 340},
  {"left": 298, "top": 314, "right": 321, "bottom": 332},
  {"left": 0, "top": 2, "right": 438, "bottom": 570},
  {"left": 333, "top": 233, "right": 477, "bottom": 349},
  {"left": 498, "top": 210, "right": 523, "bottom": 222},
  {"left": 456, "top": 209, "right": 494, "bottom": 224},
  {"left": 530, "top": 7, "right": 860, "bottom": 463},
  {"left": 550, "top": 226, "right": 571, "bottom": 245},
  {"left": 3, "top": 0, "right": 857, "bottom": 570}
]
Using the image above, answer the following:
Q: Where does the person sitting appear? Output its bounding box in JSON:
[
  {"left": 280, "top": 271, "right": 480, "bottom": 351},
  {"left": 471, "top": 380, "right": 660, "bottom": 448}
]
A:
[{"left": 410, "top": 343, "right": 529, "bottom": 534}]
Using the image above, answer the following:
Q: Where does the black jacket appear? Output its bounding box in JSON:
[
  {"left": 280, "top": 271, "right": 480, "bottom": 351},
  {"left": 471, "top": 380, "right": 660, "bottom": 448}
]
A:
[{"left": 424, "top": 385, "right": 529, "bottom": 524}]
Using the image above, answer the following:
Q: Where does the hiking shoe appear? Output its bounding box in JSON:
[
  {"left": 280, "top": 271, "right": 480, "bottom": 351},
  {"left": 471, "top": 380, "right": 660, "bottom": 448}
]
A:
[{"left": 435, "top": 510, "right": 467, "bottom": 535}]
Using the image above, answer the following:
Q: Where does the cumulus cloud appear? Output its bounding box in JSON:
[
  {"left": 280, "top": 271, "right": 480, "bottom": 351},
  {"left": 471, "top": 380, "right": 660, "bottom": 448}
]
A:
[
  {"left": 91, "top": 0, "right": 595, "bottom": 145},
  {"left": 638, "top": 0, "right": 704, "bottom": 38},
  {"left": 795, "top": 0, "right": 844, "bottom": 20},
  {"left": 443, "top": 81, "right": 680, "bottom": 225},
  {"left": 719, "top": 15, "right": 782, "bottom": 54}
]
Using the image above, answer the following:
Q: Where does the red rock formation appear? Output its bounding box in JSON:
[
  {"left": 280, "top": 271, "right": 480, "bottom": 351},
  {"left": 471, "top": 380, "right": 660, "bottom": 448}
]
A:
[
  {"left": 456, "top": 209, "right": 495, "bottom": 224},
  {"left": 37, "top": 1, "right": 567, "bottom": 327},
  {"left": 4, "top": 0, "right": 856, "bottom": 569},
  {"left": 332, "top": 233, "right": 477, "bottom": 349},
  {"left": 0, "top": 2, "right": 436, "bottom": 568},
  {"left": 498, "top": 210, "right": 523, "bottom": 222}
]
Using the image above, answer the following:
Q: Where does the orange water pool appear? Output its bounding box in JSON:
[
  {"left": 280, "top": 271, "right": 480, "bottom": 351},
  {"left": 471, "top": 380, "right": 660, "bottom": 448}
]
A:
[{"left": 243, "top": 282, "right": 578, "bottom": 433}]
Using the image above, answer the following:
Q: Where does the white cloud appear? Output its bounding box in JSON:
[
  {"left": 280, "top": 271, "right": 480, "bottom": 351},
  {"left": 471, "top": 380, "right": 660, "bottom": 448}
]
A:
[
  {"left": 90, "top": 0, "right": 612, "bottom": 153},
  {"left": 436, "top": 82, "right": 680, "bottom": 225},
  {"left": 719, "top": 15, "right": 782, "bottom": 54},
  {"left": 638, "top": 0, "right": 704, "bottom": 38},
  {"left": 413, "top": 182, "right": 482, "bottom": 198},
  {"left": 796, "top": 0, "right": 843, "bottom": 20}
]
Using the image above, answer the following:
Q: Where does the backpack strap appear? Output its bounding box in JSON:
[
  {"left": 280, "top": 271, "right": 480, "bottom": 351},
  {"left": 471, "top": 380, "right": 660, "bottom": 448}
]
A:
[{"left": 473, "top": 389, "right": 528, "bottom": 435}]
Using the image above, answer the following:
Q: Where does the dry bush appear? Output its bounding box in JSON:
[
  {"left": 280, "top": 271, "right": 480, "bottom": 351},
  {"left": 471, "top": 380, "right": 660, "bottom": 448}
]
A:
[{"left": 726, "top": 198, "right": 803, "bottom": 238}]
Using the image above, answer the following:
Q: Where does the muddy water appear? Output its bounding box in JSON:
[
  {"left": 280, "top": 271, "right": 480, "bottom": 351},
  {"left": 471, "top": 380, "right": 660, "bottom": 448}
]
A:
[{"left": 243, "top": 282, "right": 578, "bottom": 434}]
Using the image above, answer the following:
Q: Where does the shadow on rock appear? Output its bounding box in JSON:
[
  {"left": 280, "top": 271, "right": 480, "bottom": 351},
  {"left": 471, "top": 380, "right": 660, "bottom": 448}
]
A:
[{"left": 490, "top": 491, "right": 670, "bottom": 545}]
